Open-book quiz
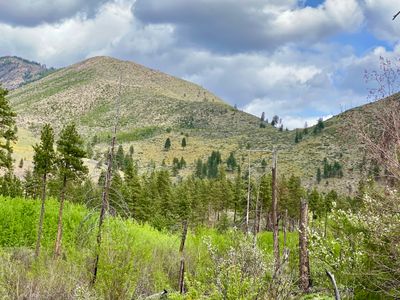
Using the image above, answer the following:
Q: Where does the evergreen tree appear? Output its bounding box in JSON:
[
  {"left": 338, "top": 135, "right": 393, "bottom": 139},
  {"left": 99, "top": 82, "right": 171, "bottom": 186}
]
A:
[
  {"left": 313, "top": 118, "right": 325, "bottom": 134},
  {"left": 129, "top": 145, "right": 134, "bottom": 156},
  {"left": 260, "top": 112, "right": 265, "bottom": 122},
  {"left": 181, "top": 137, "right": 187, "bottom": 150},
  {"left": 316, "top": 167, "right": 322, "bottom": 184},
  {"left": 295, "top": 130, "right": 300, "bottom": 143},
  {"left": 18, "top": 158, "right": 23, "bottom": 168},
  {"left": 261, "top": 158, "right": 267, "bottom": 171},
  {"left": 195, "top": 159, "right": 205, "bottom": 178},
  {"left": 271, "top": 115, "right": 279, "bottom": 127},
  {"left": 0, "top": 87, "right": 17, "bottom": 173},
  {"left": 179, "top": 157, "right": 186, "bottom": 168},
  {"left": 23, "top": 169, "right": 40, "bottom": 199},
  {"left": 226, "top": 152, "right": 237, "bottom": 172},
  {"left": 116, "top": 145, "right": 125, "bottom": 170},
  {"left": 308, "top": 188, "right": 322, "bottom": 219},
  {"left": 0, "top": 174, "right": 23, "bottom": 197},
  {"left": 33, "top": 124, "right": 56, "bottom": 258},
  {"left": 207, "top": 151, "right": 222, "bottom": 178},
  {"left": 54, "top": 123, "right": 88, "bottom": 257},
  {"left": 164, "top": 138, "right": 171, "bottom": 151},
  {"left": 123, "top": 159, "right": 142, "bottom": 219}
]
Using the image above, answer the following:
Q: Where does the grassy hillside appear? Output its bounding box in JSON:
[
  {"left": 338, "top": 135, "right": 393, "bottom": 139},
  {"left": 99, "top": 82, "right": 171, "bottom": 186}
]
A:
[{"left": 7, "top": 55, "right": 382, "bottom": 194}]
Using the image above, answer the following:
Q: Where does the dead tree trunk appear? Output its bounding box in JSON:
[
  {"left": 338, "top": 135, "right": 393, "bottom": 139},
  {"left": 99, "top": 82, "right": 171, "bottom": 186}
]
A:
[
  {"left": 91, "top": 75, "right": 121, "bottom": 285},
  {"left": 35, "top": 173, "right": 47, "bottom": 258},
  {"left": 179, "top": 220, "right": 188, "bottom": 294},
  {"left": 246, "top": 153, "right": 251, "bottom": 233},
  {"left": 272, "top": 148, "right": 280, "bottom": 274},
  {"left": 299, "top": 198, "right": 310, "bottom": 293},
  {"left": 253, "top": 186, "right": 260, "bottom": 236},
  {"left": 326, "top": 270, "right": 340, "bottom": 300},
  {"left": 283, "top": 209, "right": 288, "bottom": 259},
  {"left": 54, "top": 174, "right": 67, "bottom": 258}
]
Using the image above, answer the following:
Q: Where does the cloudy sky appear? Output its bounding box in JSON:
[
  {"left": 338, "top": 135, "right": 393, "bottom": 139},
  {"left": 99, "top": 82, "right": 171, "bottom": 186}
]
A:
[{"left": 0, "top": 0, "right": 399, "bottom": 128}]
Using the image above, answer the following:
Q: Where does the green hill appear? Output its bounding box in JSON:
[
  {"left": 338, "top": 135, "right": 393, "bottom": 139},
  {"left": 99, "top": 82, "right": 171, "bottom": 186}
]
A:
[{"left": 6, "top": 55, "right": 381, "bottom": 194}]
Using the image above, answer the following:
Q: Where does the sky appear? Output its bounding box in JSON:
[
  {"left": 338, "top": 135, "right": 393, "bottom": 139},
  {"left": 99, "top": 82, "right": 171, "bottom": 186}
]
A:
[{"left": 0, "top": 0, "right": 399, "bottom": 129}]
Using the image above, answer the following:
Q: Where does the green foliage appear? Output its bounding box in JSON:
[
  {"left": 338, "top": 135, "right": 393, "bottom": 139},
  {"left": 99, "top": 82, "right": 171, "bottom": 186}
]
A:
[
  {"left": 33, "top": 124, "right": 56, "bottom": 177},
  {"left": 322, "top": 158, "right": 343, "bottom": 179},
  {"left": 0, "top": 87, "right": 17, "bottom": 172},
  {"left": 207, "top": 151, "right": 222, "bottom": 179},
  {"left": 316, "top": 167, "right": 322, "bottom": 184},
  {"left": 226, "top": 152, "right": 237, "bottom": 172},
  {"left": 164, "top": 138, "right": 171, "bottom": 151},
  {"left": 181, "top": 137, "right": 187, "bottom": 149},
  {"left": 97, "top": 127, "right": 159, "bottom": 144},
  {"left": 0, "top": 175, "right": 23, "bottom": 198},
  {"left": 295, "top": 129, "right": 303, "bottom": 143},
  {"left": 115, "top": 145, "right": 125, "bottom": 170},
  {"left": 56, "top": 123, "right": 88, "bottom": 180},
  {"left": 313, "top": 118, "right": 325, "bottom": 134},
  {"left": 271, "top": 115, "right": 279, "bottom": 127}
]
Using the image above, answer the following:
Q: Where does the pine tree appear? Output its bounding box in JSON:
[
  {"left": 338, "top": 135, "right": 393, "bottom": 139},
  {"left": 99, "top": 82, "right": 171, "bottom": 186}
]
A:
[
  {"left": 164, "top": 138, "right": 171, "bottom": 151},
  {"left": 116, "top": 145, "right": 125, "bottom": 170},
  {"left": 271, "top": 115, "right": 279, "bottom": 127},
  {"left": 316, "top": 167, "right": 322, "bottom": 184},
  {"left": 207, "top": 151, "right": 222, "bottom": 178},
  {"left": 313, "top": 118, "right": 325, "bottom": 134},
  {"left": 181, "top": 137, "right": 187, "bottom": 150},
  {"left": 226, "top": 152, "right": 237, "bottom": 171},
  {"left": 54, "top": 123, "right": 88, "bottom": 257},
  {"left": 23, "top": 169, "right": 40, "bottom": 199},
  {"left": 308, "top": 188, "right": 322, "bottom": 219},
  {"left": 123, "top": 159, "right": 142, "bottom": 219},
  {"left": 295, "top": 130, "right": 300, "bottom": 143},
  {"left": 195, "top": 159, "right": 204, "bottom": 178},
  {"left": 261, "top": 158, "right": 267, "bottom": 171},
  {"left": 18, "top": 158, "right": 24, "bottom": 168},
  {"left": 33, "top": 124, "right": 56, "bottom": 258},
  {"left": 179, "top": 157, "right": 186, "bottom": 168},
  {"left": 0, "top": 87, "right": 17, "bottom": 173},
  {"left": 260, "top": 112, "right": 265, "bottom": 122},
  {"left": 129, "top": 145, "right": 134, "bottom": 156}
]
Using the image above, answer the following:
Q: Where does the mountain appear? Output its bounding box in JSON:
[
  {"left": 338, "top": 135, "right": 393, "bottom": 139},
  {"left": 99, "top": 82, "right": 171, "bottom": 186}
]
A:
[
  {"left": 0, "top": 56, "right": 54, "bottom": 90},
  {"left": 7, "top": 56, "right": 374, "bottom": 193}
]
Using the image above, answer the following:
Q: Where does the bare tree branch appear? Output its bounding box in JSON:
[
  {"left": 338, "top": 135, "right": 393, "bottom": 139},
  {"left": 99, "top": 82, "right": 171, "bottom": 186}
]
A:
[{"left": 393, "top": 10, "right": 400, "bottom": 20}]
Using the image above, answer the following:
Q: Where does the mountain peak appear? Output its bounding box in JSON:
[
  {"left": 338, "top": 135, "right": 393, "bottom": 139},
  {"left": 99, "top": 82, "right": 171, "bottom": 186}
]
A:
[{"left": 0, "top": 56, "right": 52, "bottom": 90}]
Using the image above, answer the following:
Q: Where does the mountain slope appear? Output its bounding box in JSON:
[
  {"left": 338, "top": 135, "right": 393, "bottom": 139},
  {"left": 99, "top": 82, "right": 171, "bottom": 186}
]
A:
[
  {"left": 0, "top": 56, "right": 53, "bottom": 90},
  {"left": 7, "top": 56, "right": 379, "bottom": 194}
]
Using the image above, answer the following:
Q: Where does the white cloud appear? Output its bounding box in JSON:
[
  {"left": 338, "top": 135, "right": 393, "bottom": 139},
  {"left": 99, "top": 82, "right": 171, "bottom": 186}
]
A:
[
  {"left": 0, "top": 0, "right": 110, "bottom": 26},
  {"left": 0, "top": 1, "right": 133, "bottom": 67},
  {"left": 134, "top": 0, "right": 364, "bottom": 52},
  {"left": 362, "top": 0, "right": 400, "bottom": 43}
]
